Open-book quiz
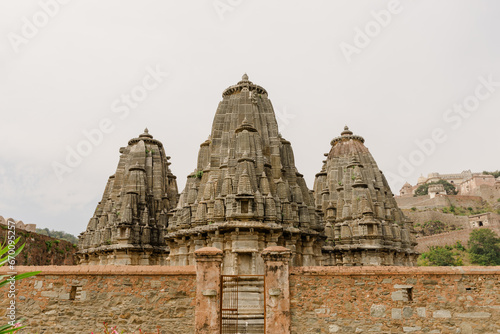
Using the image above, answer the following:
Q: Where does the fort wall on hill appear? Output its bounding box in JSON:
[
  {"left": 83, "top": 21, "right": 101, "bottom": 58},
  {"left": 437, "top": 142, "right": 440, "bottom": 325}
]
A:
[
  {"left": 404, "top": 211, "right": 470, "bottom": 229},
  {"left": 396, "top": 195, "right": 484, "bottom": 210},
  {"left": 415, "top": 227, "right": 500, "bottom": 253}
]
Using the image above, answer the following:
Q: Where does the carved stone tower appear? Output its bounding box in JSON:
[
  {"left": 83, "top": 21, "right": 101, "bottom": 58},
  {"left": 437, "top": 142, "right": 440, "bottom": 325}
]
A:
[
  {"left": 314, "top": 126, "right": 418, "bottom": 266},
  {"left": 77, "top": 129, "right": 178, "bottom": 265},
  {"left": 165, "top": 74, "right": 322, "bottom": 274}
]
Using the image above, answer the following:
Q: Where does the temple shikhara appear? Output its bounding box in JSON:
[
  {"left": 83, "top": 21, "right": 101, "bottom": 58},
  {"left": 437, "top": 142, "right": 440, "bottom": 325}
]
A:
[{"left": 77, "top": 74, "right": 418, "bottom": 270}]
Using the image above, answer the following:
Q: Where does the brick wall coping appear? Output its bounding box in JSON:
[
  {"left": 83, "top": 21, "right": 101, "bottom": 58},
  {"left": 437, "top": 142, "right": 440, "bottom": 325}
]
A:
[
  {"left": 291, "top": 266, "right": 500, "bottom": 276},
  {"left": 0, "top": 265, "right": 196, "bottom": 276},
  {"left": 2, "top": 265, "right": 498, "bottom": 276}
]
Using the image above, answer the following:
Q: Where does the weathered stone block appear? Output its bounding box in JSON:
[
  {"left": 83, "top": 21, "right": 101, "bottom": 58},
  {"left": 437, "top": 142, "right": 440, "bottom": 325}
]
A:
[
  {"left": 394, "top": 284, "right": 413, "bottom": 289},
  {"left": 370, "top": 304, "right": 386, "bottom": 317},
  {"left": 433, "top": 310, "right": 451, "bottom": 318},
  {"left": 329, "top": 324, "right": 340, "bottom": 333},
  {"left": 403, "top": 326, "right": 422, "bottom": 332},
  {"left": 34, "top": 280, "right": 43, "bottom": 289},
  {"left": 392, "top": 308, "right": 402, "bottom": 319},
  {"left": 403, "top": 306, "right": 413, "bottom": 318},
  {"left": 392, "top": 290, "right": 404, "bottom": 301},
  {"left": 40, "top": 291, "right": 58, "bottom": 298},
  {"left": 417, "top": 307, "right": 426, "bottom": 318},
  {"left": 455, "top": 312, "right": 491, "bottom": 318},
  {"left": 58, "top": 293, "right": 70, "bottom": 300}
]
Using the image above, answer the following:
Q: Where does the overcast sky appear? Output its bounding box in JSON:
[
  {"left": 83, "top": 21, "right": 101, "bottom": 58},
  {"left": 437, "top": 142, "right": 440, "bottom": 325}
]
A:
[{"left": 1, "top": 0, "right": 499, "bottom": 236}]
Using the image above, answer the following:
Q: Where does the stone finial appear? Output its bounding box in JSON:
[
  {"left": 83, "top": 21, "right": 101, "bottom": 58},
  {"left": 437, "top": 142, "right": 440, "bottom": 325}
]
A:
[
  {"left": 139, "top": 128, "right": 153, "bottom": 139},
  {"left": 341, "top": 126, "right": 353, "bottom": 136},
  {"left": 242, "top": 73, "right": 249, "bottom": 81}
]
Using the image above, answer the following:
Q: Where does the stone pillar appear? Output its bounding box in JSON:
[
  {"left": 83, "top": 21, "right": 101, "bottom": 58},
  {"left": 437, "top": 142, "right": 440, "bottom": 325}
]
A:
[
  {"left": 194, "top": 247, "right": 223, "bottom": 334},
  {"left": 261, "top": 246, "right": 292, "bottom": 334}
]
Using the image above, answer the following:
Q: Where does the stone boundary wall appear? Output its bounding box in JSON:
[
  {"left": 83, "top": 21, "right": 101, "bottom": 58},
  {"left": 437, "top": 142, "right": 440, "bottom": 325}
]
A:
[
  {"left": 0, "top": 266, "right": 196, "bottom": 334},
  {"left": 290, "top": 266, "right": 500, "bottom": 334},
  {"left": 415, "top": 227, "right": 500, "bottom": 253},
  {"left": 3, "top": 265, "right": 500, "bottom": 334}
]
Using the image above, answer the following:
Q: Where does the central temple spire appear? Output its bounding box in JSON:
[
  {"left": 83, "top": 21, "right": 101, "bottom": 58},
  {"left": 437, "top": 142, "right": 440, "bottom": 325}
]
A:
[{"left": 166, "top": 75, "right": 321, "bottom": 274}]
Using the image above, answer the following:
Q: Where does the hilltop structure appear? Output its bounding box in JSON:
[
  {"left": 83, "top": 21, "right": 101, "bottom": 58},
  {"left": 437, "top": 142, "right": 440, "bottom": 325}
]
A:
[
  {"left": 78, "top": 74, "right": 418, "bottom": 269},
  {"left": 399, "top": 170, "right": 500, "bottom": 198}
]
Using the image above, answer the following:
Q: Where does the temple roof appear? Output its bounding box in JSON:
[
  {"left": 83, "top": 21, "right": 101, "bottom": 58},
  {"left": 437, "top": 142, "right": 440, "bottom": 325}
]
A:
[{"left": 329, "top": 126, "right": 368, "bottom": 157}]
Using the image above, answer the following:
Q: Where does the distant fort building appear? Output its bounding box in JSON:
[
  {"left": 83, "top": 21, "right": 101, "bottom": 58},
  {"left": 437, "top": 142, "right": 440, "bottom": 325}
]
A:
[{"left": 399, "top": 170, "right": 500, "bottom": 197}]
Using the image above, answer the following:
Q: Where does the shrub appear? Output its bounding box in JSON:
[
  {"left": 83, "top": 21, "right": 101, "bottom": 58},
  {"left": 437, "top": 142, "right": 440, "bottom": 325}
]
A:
[
  {"left": 454, "top": 241, "right": 466, "bottom": 251},
  {"left": 35, "top": 228, "right": 78, "bottom": 244}
]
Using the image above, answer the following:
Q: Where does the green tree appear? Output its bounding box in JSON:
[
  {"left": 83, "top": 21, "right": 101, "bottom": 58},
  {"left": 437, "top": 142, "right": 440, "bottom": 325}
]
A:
[
  {"left": 414, "top": 180, "right": 457, "bottom": 197},
  {"left": 468, "top": 229, "right": 500, "bottom": 265},
  {"left": 35, "top": 228, "right": 78, "bottom": 244},
  {"left": 419, "top": 246, "right": 459, "bottom": 266}
]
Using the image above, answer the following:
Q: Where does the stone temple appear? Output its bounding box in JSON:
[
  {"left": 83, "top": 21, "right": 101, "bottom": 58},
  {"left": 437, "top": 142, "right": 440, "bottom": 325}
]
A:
[
  {"left": 77, "top": 74, "right": 418, "bottom": 270},
  {"left": 78, "top": 129, "right": 178, "bottom": 265}
]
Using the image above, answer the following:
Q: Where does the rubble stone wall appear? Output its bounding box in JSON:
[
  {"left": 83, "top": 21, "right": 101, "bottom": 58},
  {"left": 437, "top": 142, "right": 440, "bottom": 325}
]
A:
[
  {"left": 0, "top": 266, "right": 196, "bottom": 334},
  {"left": 2, "top": 266, "right": 500, "bottom": 334},
  {"left": 290, "top": 266, "right": 500, "bottom": 334}
]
